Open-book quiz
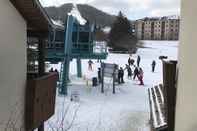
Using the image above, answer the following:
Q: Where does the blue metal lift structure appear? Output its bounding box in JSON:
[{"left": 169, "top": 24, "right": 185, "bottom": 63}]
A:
[{"left": 46, "top": 15, "right": 108, "bottom": 95}]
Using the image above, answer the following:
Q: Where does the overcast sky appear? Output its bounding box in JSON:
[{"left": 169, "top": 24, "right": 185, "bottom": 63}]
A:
[{"left": 40, "top": 0, "right": 180, "bottom": 20}]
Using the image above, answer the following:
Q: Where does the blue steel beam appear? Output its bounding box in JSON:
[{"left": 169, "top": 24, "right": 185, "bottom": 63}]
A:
[
  {"left": 59, "top": 15, "right": 74, "bottom": 95},
  {"left": 77, "top": 58, "right": 82, "bottom": 77}
]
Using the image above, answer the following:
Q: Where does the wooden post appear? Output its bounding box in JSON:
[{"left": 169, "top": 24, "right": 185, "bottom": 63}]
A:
[
  {"left": 38, "top": 37, "right": 45, "bottom": 131},
  {"left": 38, "top": 38, "right": 45, "bottom": 77},
  {"left": 163, "top": 60, "right": 177, "bottom": 131}
]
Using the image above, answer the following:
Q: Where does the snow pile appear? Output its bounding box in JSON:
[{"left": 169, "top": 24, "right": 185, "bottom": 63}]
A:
[
  {"left": 51, "top": 19, "right": 64, "bottom": 27},
  {"left": 102, "top": 26, "right": 111, "bottom": 34},
  {"left": 68, "top": 4, "right": 87, "bottom": 25}
]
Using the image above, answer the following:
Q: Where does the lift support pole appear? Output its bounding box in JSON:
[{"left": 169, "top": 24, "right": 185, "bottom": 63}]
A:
[
  {"left": 59, "top": 14, "right": 74, "bottom": 95},
  {"left": 77, "top": 58, "right": 82, "bottom": 77}
]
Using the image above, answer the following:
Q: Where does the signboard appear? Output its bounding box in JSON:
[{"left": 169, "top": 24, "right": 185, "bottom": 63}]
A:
[
  {"left": 101, "top": 63, "right": 118, "bottom": 94},
  {"left": 101, "top": 63, "right": 118, "bottom": 78}
]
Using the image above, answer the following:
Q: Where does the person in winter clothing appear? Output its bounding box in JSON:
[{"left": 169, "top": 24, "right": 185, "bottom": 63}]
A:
[
  {"left": 137, "top": 55, "right": 141, "bottom": 67},
  {"left": 98, "top": 68, "right": 101, "bottom": 83},
  {"left": 88, "top": 60, "right": 93, "bottom": 71},
  {"left": 128, "top": 57, "right": 132, "bottom": 66},
  {"left": 130, "top": 59, "right": 135, "bottom": 65},
  {"left": 49, "top": 68, "right": 54, "bottom": 72},
  {"left": 138, "top": 68, "right": 144, "bottom": 85},
  {"left": 118, "top": 67, "right": 124, "bottom": 84},
  {"left": 133, "top": 66, "right": 139, "bottom": 80},
  {"left": 125, "top": 64, "right": 132, "bottom": 78},
  {"left": 151, "top": 60, "right": 156, "bottom": 72}
]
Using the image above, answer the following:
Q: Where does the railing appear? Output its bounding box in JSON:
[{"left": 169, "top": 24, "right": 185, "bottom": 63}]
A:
[
  {"left": 148, "top": 85, "right": 167, "bottom": 131},
  {"left": 148, "top": 60, "right": 177, "bottom": 131},
  {"left": 26, "top": 72, "right": 58, "bottom": 130}
]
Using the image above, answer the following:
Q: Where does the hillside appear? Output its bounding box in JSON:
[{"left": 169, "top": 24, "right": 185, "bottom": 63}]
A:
[{"left": 45, "top": 3, "right": 116, "bottom": 27}]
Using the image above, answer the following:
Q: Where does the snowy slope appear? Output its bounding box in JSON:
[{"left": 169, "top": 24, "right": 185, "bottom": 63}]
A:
[{"left": 45, "top": 41, "right": 178, "bottom": 131}]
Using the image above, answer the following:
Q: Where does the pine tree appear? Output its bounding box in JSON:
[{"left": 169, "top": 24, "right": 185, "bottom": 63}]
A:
[{"left": 108, "top": 11, "right": 137, "bottom": 51}]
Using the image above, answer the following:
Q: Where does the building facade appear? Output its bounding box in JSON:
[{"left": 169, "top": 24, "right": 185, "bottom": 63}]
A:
[
  {"left": 175, "top": 0, "right": 197, "bottom": 130},
  {"left": 164, "top": 19, "right": 180, "bottom": 40},
  {"left": 135, "top": 17, "right": 180, "bottom": 40},
  {"left": 0, "top": 1, "right": 27, "bottom": 129},
  {"left": 135, "top": 20, "right": 144, "bottom": 40},
  {"left": 0, "top": 0, "right": 54, "bottom": 130}
]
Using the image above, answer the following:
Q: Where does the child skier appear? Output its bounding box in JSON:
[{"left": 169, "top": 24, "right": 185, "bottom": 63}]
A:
[
  {"left": 118, "top": 67, "right": 124, "bottom": 84},
  {"left": 137, "top": 55, "right": 141, "bottom": 67},
  {"left": 125, "top": 64, "right": 132, "bottom": 78},
  {"left": 133, "top": 66, "right": 139, "bottom": 80},
  {"left": 138, "top": 68, "right": 144, "bottom": 85},
  {"left": 88, "top": 60, "right": 93, "bottom": 71}
]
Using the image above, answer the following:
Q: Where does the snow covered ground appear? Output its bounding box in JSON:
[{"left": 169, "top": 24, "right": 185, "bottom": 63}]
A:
[{"left": 45, "top": 40, "right": 178, "bottom": 131}]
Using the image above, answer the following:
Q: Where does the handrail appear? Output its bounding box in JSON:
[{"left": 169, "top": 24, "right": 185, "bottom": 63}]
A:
[
  {"left": 153, "top": 87, "right": 166, "bottom": 126},
  {"left": 149, "top": 86, "right": 167, "bottom": 130},
  {"left": 149, "top": 88, "right": 158, "bottom": 128}
]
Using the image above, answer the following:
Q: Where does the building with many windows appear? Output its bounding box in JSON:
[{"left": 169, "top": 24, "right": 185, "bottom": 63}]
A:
[{"left": 135, "top": 16, "right": 180, "bottom": 40}]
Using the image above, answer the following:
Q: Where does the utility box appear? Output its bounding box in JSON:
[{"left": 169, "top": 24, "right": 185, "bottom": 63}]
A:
[
  {"left": 26, "top": 72, "right": 58, "bottom": 130},
  {"left": 92, "top": 77, "right": 98, "bottom": 87},
  {"left": 70, "top": 91, "right": 80, "bottom": 102}
]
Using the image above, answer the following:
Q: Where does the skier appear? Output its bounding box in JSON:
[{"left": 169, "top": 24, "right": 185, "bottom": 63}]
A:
[
  {"left": 137, "top": 55, "right": 141, "bottom": 67},
  {"left": 98, "top": 68, "right": 101, "bottom": 83},
  {"left": 128, "top": 57, "right": 132, "bottom": 66},
  {"left": 151, "top": 60, "right": 156, "bottom": 72},
  {"left": 130, "top": 59, "right": 135, "bottom": 66},
  {"left": 49, "top": 67, "right": 54, "bottom": 72},
  {"left": 133, "top": 66, "right": 139, "bottom": 80},
  {"left": 118, "top": 67, "right": 124, "bottom": 84},
  {"left": 138, "top": 68, "right": 144, "bottom": 85},
  {"left": 88, "top": 60, "right": 93, "bottom": 71},
  {"left": 125, "top": 64, "right": 132, "bottom": 78}
]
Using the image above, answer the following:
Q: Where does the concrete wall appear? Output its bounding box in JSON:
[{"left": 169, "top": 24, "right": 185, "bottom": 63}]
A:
[
  {"left": 0, "top": 0, "right": 27, "bottom": 130},
  {"left": 175, "top": 0, "right": 197, "bottom": 131}
]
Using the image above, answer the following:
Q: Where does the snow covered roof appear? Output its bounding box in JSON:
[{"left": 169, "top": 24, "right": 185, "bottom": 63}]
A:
[
  {"left": 165, "top": 15, "right": 180, "bottom": 20},
  {"left": 102, "top": 27, "right": 111, "bottom": 34},
  {"left": 68, "top": 4, "right": 87, "bottom": 25},
  {"left": 138, "top": 15, "right": 180, "bottom": 21},
  {"left": 51, "top": 19, "right": 64, "bottom": 28},
  {"left": 10, "top": 0, "right": 52, "bottom": 32}
]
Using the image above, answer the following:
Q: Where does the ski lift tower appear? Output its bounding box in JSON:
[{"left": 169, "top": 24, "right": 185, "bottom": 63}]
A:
[{"left": 46, "top": 5, "right": 108, "bottom": 95}]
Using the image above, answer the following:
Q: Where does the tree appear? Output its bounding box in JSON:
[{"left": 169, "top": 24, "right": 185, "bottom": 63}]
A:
[{"left": 108, "top": 11, "right": 137, "bottom": 51}]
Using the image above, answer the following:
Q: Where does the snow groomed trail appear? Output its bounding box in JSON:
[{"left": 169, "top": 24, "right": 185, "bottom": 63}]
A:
[{"left": 45, "top": 41, "right": 178, "bottom": 131}]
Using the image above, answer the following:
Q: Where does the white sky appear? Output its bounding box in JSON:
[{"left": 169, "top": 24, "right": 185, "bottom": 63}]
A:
[{"left": 40, "top": 0, "right": 180, "bottom": 20}]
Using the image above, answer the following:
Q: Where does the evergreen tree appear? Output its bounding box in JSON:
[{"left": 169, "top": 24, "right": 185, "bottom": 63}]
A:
[{"left": 108, "top": 11, "right": 137, "bottom": 51}]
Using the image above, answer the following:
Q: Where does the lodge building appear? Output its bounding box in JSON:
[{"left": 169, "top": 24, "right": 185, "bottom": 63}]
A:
[{"left": 135, "top": 16, "right": 180, "bottom": 40}]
